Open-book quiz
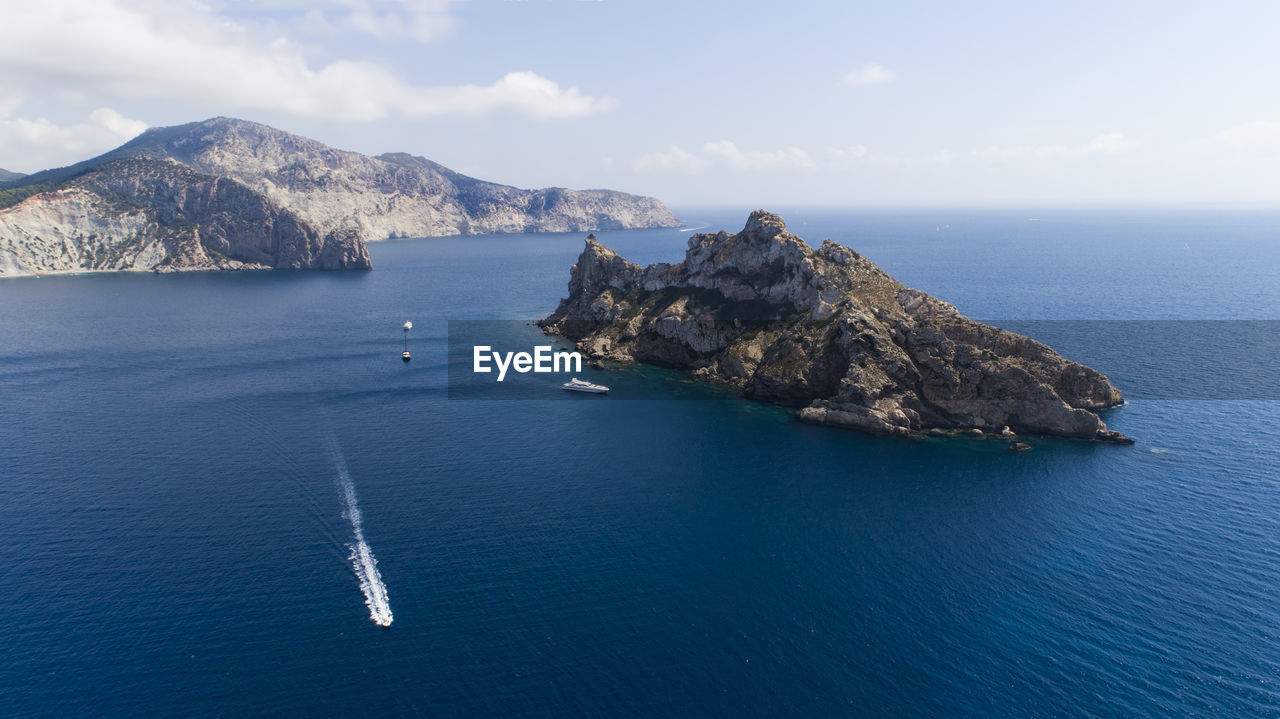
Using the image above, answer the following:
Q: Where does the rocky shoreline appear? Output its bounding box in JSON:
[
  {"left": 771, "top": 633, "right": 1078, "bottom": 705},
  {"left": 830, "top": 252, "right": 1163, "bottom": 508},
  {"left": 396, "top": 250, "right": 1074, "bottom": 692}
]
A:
[{"left": 540, "top": 210, "right": 1133, "bottom": 444}]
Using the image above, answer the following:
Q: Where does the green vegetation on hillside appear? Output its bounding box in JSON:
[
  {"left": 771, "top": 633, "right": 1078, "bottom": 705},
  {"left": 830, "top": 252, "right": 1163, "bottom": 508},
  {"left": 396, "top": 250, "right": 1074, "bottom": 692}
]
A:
[{"left": 0, "top": 183, "right": 58, "bottom": 210}]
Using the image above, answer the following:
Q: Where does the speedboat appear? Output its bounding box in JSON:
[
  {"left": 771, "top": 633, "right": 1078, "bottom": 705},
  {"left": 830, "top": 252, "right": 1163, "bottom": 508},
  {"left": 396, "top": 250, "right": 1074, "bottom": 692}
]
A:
[{"left": 562, "top": 377, "right": 608, "bottom": 394}]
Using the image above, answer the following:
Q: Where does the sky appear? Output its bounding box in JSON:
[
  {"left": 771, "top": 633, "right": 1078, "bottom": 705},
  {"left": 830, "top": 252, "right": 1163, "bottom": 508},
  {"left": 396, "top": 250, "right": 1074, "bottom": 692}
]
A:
[{"left": 1, "top": 0, "right": 1279, "bottom": 206}]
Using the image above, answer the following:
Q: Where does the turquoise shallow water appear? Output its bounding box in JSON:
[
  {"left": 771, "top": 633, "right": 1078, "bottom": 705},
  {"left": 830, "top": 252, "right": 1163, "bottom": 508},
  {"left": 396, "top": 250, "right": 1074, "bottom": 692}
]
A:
[{"left": 1, "top": 208, "right": 1278, "bottom": 716}]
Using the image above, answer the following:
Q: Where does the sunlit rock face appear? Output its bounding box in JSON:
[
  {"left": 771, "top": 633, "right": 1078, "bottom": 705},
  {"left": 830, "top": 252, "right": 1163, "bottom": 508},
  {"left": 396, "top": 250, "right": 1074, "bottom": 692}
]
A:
[
  {"left": 541, "top": 210, "right": 1130, "bottom": 443},
  {"left": 0, "top": 116, "right": 680, "bottom": 276}
]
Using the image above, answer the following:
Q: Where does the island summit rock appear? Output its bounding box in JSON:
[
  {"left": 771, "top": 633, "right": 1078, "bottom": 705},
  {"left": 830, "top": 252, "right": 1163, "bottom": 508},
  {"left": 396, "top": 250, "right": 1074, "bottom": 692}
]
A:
[{"left": 540, "top": 210, "right": 1132, "bottom": 444}]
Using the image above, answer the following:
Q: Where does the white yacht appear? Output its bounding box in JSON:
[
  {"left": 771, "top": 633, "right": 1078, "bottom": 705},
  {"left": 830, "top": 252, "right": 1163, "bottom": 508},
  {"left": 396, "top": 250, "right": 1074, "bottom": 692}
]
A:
[{"left": 561, "top": 377, "right": 609, "bottom": 394}]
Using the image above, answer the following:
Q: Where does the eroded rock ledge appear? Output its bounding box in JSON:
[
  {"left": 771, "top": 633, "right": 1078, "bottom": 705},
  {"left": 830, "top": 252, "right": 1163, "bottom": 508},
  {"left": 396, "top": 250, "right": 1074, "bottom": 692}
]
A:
[{"left": 539, "top": 210, "right": 1132, "bottom": 444}]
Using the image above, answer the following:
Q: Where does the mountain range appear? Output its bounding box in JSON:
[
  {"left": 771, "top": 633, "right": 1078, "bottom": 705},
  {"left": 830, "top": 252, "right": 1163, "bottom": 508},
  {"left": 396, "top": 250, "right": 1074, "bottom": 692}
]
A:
[{"left": 0, "top": 118, "right": 678, "bottom": 276}]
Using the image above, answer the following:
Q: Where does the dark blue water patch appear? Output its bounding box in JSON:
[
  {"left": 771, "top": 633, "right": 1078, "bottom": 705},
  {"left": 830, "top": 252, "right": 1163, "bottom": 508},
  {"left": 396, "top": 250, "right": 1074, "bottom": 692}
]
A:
[
  {"left": 2, "top": 210, "right": 1280, "bottom": 717},
  {"left": 988, "top": 320, "right": 1280, "bottom": 399}
]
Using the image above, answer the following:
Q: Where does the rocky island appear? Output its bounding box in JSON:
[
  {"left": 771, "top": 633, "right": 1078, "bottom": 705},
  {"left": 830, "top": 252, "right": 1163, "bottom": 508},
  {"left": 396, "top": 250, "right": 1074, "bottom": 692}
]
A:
[
  {"left": 0, "top": 117, "right": 679, "bottom": 276},
  {"left": 540, "top": 210, "right": 1132, "bottom": 444}
]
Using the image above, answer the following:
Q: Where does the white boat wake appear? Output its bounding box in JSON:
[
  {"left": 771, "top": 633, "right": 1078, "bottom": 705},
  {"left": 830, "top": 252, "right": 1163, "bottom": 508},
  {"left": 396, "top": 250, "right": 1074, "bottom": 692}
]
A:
[{"left": 332, "top": 445, "right": 393, "bottom": 627}]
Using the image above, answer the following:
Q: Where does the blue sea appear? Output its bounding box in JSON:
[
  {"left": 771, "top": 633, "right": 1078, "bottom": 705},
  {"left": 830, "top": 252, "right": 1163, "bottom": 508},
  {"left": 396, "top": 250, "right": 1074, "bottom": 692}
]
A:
[{"left": 2, "top": 208, "right": 1279, "bottom": 717}]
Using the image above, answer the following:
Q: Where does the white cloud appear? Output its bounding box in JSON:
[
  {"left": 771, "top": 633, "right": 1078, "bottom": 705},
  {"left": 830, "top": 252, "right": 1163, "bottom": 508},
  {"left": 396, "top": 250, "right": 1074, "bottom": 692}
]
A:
[
  {"left": 841, "top": 63, "right": 895, "bottom": 86},
  {"left": 0, "top": 93, "right": 22, "bottom": 117},
  {"left": 299, "top": 0, "right": 455, "bottom": 44},
  {"left": 633, "top": 140, "right": 813, "bottom": 175},
  {"left": 633, "top": 145, "right": 708, "bottom": 174},
  {"left": 400, "top": 71, "right": 615, "bottom": 118},
  {"left": 974, "top": 143, "right": 1071, "bottom": 161},
  {"left": 974, "top": 132, "right": 1134, "bottom": 161},
  {"left": 703, "top": 140, "right": 814, "bottom": 171},
  {"left": 0, "top": 0, "right": 613, "bottom": 122},
  {"left": 1081, "top": 132, "right": 1133, "bottom": 154},
  {"left": 1208, "top": 121, "right": 1280, "bottom": 154},
  {"left": 0, "top": 106, "right": 148, "bottom": 172},
  {"left": 88, "top": 107, "right": 149, "bottom": 140},
  {"left": 824, "top": 144, "right": 870, "bottom": 161}
]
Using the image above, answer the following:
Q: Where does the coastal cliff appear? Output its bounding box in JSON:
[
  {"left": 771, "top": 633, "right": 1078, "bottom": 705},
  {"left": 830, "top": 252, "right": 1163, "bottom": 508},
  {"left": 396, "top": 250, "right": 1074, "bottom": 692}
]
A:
[
  {"left": 0, "top": 117, "right": 678, "bottom": 276},
  {"left": 0, "top": 157, "right": 369, "bottom": 274},
  {"left": 540, "top": 210, "right": 1132, "bottom": 443}
]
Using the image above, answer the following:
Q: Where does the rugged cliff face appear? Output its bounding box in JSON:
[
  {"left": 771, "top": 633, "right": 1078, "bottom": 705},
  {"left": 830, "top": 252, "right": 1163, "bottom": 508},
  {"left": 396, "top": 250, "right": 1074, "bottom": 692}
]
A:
[
  {"left": 540, "top": 210, "right": 1131, "bottom": 443},
  {"left": 6, "top": 118, "right": 678, "bottom": 240},
  {"left": 0, "top": 157, "right": 369, "bottom": 275},
  {"left": 0, "top": 117, "right": 679, "bottom": 277},
  {"left": 114, "top": 119, "right": 680, "bottom": 239}
]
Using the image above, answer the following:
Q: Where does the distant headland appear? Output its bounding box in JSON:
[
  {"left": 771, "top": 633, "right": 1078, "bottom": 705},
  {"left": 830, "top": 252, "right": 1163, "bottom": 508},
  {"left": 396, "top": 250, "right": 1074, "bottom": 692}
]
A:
[
  {"left": 0, "top": 117, "right": 679, "bottom": 277},
  {"left": 540, "top": 210, "right": 1132, "bottom": 444}
]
